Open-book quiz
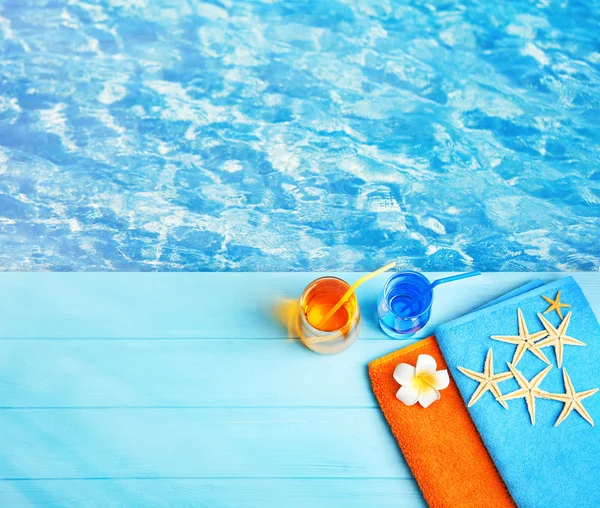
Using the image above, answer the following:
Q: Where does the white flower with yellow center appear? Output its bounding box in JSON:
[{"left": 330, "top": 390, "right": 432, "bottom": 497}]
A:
[{"left": 393, "top": 354, "right": 450, "bottom": 408}]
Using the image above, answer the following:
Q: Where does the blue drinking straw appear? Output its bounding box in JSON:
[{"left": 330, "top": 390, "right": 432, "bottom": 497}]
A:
[
  {"left": 428, "top": 270, "right": 482, "bottom": 291},
  {"left": 399, "top": 270, "right": 482, "bottom": 315}
]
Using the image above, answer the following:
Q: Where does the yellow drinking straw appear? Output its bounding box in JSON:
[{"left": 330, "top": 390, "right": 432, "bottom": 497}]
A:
[
  {"left": 316, "top": 261, "right": 397, "bottom": 330},
  {"left": 304, "top": 261, "right": 396, "bottom": 347}
]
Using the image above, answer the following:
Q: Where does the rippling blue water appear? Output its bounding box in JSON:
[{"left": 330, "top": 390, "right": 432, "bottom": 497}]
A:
[{"left": 0, "top": 0, "right": 598, "bottom": 271}]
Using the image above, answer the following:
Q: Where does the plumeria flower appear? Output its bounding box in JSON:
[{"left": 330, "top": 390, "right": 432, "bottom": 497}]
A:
[{"left": 393, "top": 354, "right": 450, "bottom": 408}]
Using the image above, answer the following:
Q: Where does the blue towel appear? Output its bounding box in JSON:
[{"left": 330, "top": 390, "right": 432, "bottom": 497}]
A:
[
  {"left": 478, "top": 279, "right": 545, "bottom": 310},
  {"left": 437, "top": 277, "right": 600, "bottom": 508}
]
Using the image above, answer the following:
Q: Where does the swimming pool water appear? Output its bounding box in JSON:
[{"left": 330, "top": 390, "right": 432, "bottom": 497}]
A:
[{"left": 0, "top": 0, "right": 598, "bottom": 271}]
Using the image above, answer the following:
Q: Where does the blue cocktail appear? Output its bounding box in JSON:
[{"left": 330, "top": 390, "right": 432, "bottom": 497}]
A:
[
  {"left": 377, "top": 270, "right": 481, "bottom": 338},
  {"left": 377, "top": 271, "right": 433, "bottom": 338}
]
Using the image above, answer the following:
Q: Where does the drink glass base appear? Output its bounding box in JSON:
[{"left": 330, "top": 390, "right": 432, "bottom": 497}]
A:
[{"left": 378, "top": 316, "right": 416, "bottom": 339}]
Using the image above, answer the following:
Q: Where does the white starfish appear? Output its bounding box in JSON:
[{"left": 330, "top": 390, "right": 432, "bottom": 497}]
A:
[
  {"left": 458, "top": 348, "right": 513, "bottom": 409},
  {"left": 541, "top": 368, "right": 598, "bottom": 427},
  {"left": 531, "top": 312, "right": 585, "bottom": 368}
]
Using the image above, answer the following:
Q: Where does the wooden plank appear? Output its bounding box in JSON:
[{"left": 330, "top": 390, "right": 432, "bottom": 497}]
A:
[
  {"left": 0, "top": 408, "right": 410, "bottom": 480},
  {"left": 0, "top": 478, "right": 425, "bottom": 508},
  {"left": 0, "top": 340, "right": 400, "bottom": 408},
  {"left": 0, "top": 272, "right": 592, "bottom": 340}
]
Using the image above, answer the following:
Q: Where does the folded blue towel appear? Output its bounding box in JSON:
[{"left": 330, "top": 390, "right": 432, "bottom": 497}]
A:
[
  {"left": 478, "top": 279, "right": 545, "bottom": 310},
  {"left": 437, "top": 277, "right": 600, "bottom": 508}
]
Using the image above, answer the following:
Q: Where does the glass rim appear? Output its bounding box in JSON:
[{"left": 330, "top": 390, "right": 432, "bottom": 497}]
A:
[{"left": 383, "top": 270, "right": 433, "bottom": 319}]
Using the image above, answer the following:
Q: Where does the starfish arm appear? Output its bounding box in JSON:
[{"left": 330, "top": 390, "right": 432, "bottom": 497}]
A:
[
  {"left": 555, "top": 341, "right": 564, "bottom": 369},
  {"left": 556, "top": 307, "right": 564, "bottom": 319},
  {"left": 554, "top": 401, "right": 574, "bottom": 427},
  {"left": 530, "top": 330, "right": 549, "bottom": 342},
  {"left": 492, "top": 371, "right": 514, "bottom": 383},
  {"left": 467, "top": 382, "right": 489, "bottom": 407},
  {"left": 490, "top": 334, "right": 522, "bottom": 345},
  {"left": 506, "top": 362, "right": 529, "bottom": 388},
  {"left": 578, "top": 388, "right": 599, "bottom": 400},
  {"left": 457, "top": 366, "right": 487, "bottom": 383},
  {"left": 529, "top": 345, "right": 551, "bottom": 365},
  {"left": 532, "top": 336, "right": 557, "bottom": 349},
  {"left": 542, "top": 295, "right": 554, "bottom": 306},
  {"left": 575, "top": 400, "right": 595, "bottom": 426},
  {"left": 498, "top": 387, "right": 528, "bottom": 401},
  {"left": 537, "top": 312, "right": 558, "bottom": 336},
  {"left": 562, "top": 369, "right": 575, "bottom": 397},
  {"left": 511, "top": 343, "right": 528, "bottom": 366},
  {"left": 517, "top": 308, "right": 528, "bottom": 336},
  {"left": 537, "top": 390, "right": 568, "bottom": 402},
  {"left": 562, "top": 335, "right": 586, "bottom": 347},
  {"left": 525, "top": 392, "right": 536, "bottom": 425},
  {"left": 531, "top": 365, "right": 553, "bottom": 388},
  {"left": 557, "top": 312, "right": 572, "bottom": 336},
  {"left": 484, "top": 349, "right": 495, "bottom": 376},
  {"left": 489, "top": 383, "right": 509, "bottom": 409}
]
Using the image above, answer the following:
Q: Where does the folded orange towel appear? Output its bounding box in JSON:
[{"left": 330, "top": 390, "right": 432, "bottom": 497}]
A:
[{"left": 369, "top": 337, "right": 515, "bottom": 508}]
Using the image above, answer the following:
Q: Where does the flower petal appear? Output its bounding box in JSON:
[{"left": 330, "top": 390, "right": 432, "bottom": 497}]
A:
[
  {"left": 428, "top": 369, "right": 450, "bottom": 390},
  {"left": 393, "top": 363, "right": 416, "bottom": 385},
  {"left": 418, "top": 384, "right": 441, "bottom": 408},
  {"left": 416, "top": 354, "right": 437, "bottom": 375},
  {"left": 396, "top": 385, "right": 420, "bottom": 406}
]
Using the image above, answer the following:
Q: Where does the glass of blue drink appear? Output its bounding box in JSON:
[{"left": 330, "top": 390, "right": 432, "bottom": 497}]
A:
[{"left": 377, "top": 271, "right": 433, "bottom": 339}]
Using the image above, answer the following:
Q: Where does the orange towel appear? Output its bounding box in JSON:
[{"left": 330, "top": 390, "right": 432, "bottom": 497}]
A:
[{"left": 369, "top": 336, "right": 515, "bottom": 508}]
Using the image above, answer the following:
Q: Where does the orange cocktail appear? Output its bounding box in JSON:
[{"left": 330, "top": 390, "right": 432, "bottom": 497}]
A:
[{"left": 299, "top": 276, "right": 360, "bottom": 354}]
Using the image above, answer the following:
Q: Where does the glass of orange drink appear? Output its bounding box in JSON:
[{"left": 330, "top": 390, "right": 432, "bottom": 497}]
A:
[{"left": 298, "top": 276, "right": 360, "bottom": 354}]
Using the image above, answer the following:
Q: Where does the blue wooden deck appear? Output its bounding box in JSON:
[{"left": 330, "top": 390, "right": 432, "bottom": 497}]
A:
[{"left": 1, "top": 272, "right": 598, "bottom": 507}]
